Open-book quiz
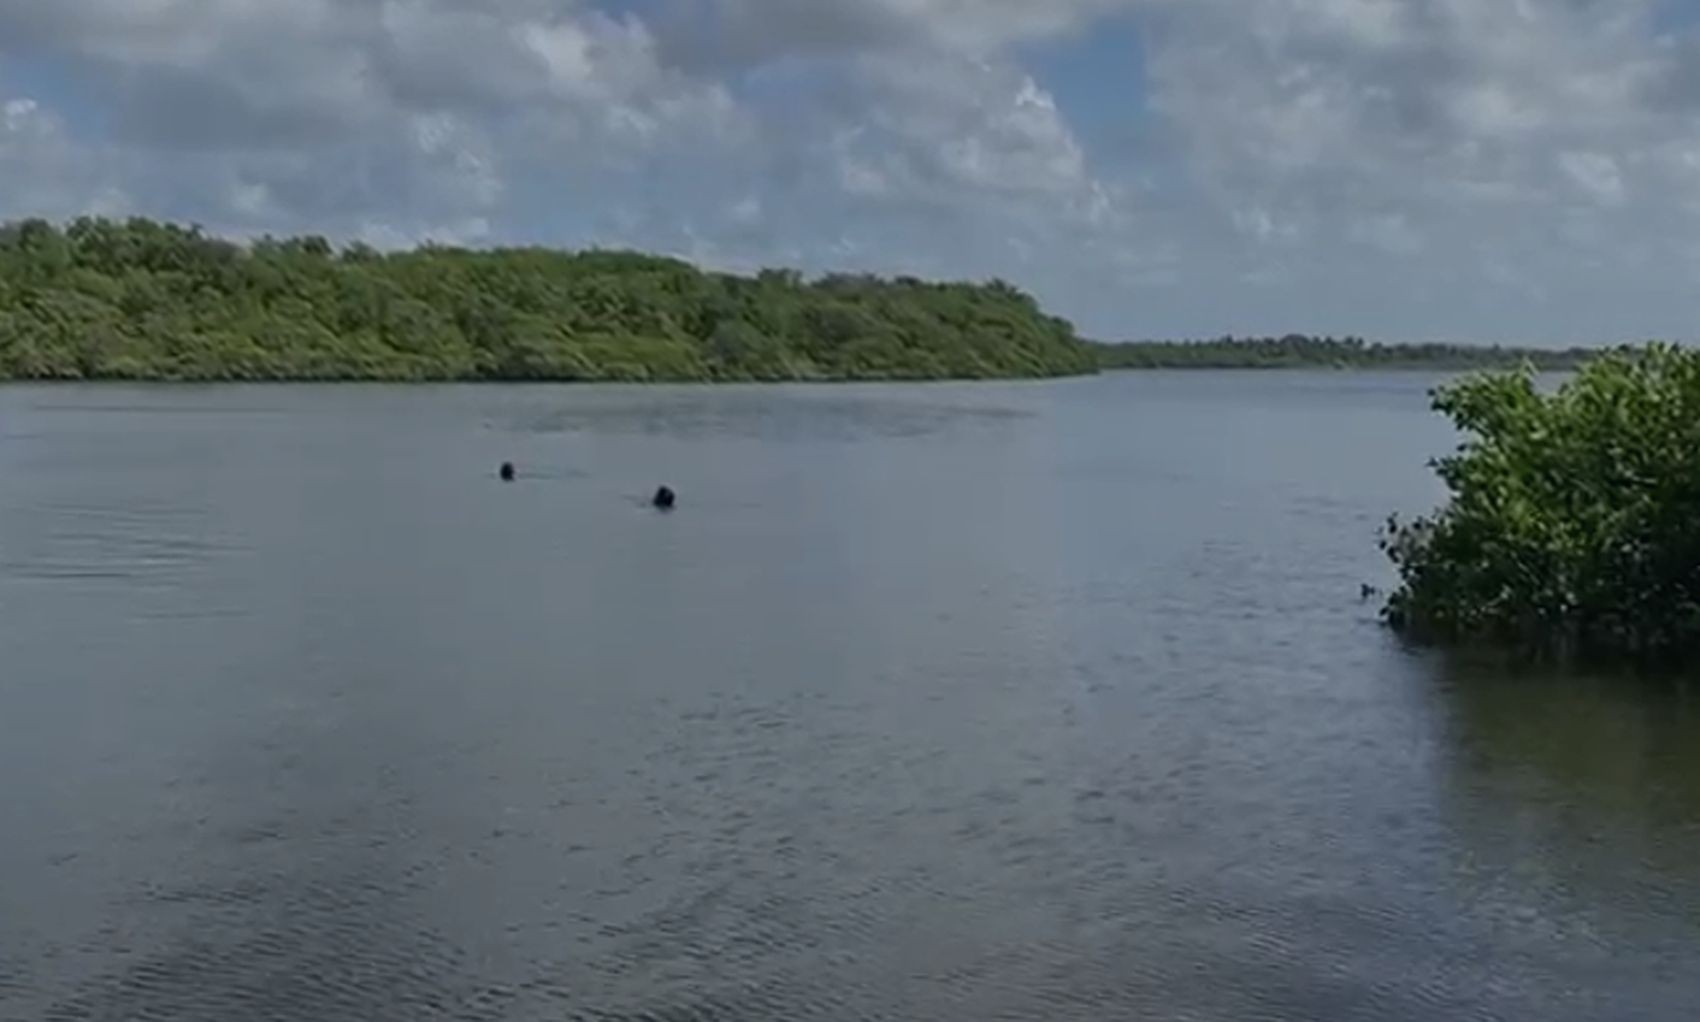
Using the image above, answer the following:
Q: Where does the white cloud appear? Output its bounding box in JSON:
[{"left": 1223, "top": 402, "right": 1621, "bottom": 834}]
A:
[
  {"left": 0, "top": 89, "right": 129, "bottom": 220},
  {"left": 650, "top": 0, "right": 1128, "bottom": 69},
  {"left": 1134, "top": 0, "right": 1700, "bottom": 338},
  {"left": 1349, "top": 212, "right": 1423, "bottom": 255},
  {"left": 840, "top": 57, "right": 1100, "bottom": 205},
  {"left": 0, "top": 0, "right": 742, "bottom": 243},
  {"left": 1560, "top": 151, "right": 1626, "bottom": 205},
  {"left": 2, "top": 0, "right": 1700, "bottom": 341}
]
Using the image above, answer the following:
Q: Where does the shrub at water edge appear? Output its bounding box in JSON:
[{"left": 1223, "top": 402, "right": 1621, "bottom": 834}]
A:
[{"left": 1383, "top": 344, "right": 1700, "bottom": 667}]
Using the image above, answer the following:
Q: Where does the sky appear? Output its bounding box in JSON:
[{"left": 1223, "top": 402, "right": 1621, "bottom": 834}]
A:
[{"left": 2, "top": 0, "right": 1699, "bottom": 344}]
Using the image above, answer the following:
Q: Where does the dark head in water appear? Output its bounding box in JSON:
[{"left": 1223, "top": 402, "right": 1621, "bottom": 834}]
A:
[
  {"left": 499, "top": 462, "right": 516, "bottom": 482},
  {"left": 652, "top": 486, "right": 676, "bottom": 510}
]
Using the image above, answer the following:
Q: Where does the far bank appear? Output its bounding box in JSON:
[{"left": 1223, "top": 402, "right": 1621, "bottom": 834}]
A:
[{"left": 0, "top": 218, "right": 1094, "bottom": 384}]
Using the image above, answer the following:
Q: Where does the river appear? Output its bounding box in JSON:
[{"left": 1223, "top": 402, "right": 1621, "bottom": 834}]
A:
[{"left": 3, "top": 374, "right": 1699, "bottom": 1020}]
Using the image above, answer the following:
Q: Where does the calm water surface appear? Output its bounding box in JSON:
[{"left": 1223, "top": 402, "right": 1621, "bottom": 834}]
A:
[{"left": 3, "top": 374, "right": 1700, "bottom": 1020}]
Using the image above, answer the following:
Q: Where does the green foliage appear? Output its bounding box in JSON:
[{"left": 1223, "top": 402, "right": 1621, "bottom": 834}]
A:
[
  {"left": 1382, "top": 345, "right": 1700, "bottom": 666},
  {"left": 1094, "top": 335, "right": 1598, "bottom": 371},
  {"left": 0, "top": 218, "right": 1096, "bottom": 383}
]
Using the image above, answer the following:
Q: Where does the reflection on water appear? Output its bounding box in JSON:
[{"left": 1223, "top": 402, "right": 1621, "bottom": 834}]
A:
[
  {"left": 2, "top": 376, "right": 1699, "bottom": 1021},
  {"left": 1441, "top": 662, "right": 1700, "bottom": 822},
  {"left": 1433, "top": 663, "right": 1700, "bottom": 992}
]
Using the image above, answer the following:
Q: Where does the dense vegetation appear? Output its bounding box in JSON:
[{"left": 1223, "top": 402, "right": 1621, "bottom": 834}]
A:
[
  {"left": 1382, "top": 345, "right": 1700, "bottom": 668},
  {"left": 1094, "top": 335, "right": 1598, "bottom": 370},
  {"left": 0, "top": 218, "right": 1095, "bottom": 382}
]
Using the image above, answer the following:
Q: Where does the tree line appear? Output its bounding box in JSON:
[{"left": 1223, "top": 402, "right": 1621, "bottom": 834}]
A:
[
  {"left": 0, "top": 218, "right": 1096, "bottom": 382},
  {"left": 1094, "top": 335, "right": 1600, "bottom": 371}
]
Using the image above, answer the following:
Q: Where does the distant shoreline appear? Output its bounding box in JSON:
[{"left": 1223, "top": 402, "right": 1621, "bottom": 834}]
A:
[
  {"left": 0, "top": 364, "right": 1569, "bottom": 387},
  {"left": 1094, "top": 361, "right": 1584, "bottom": 373},
  {"left": 0, "top": 371, "right": 1095, "bottom": 387},
  {"left": 0, "top": 219, "right": 1621, "bottom": 383},
  {"left": 1090, "top": 336, "right": 1601, "bottom": 372},
  {"left": 0, "top": 352, "right": 1595, "bottom": 384}
]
